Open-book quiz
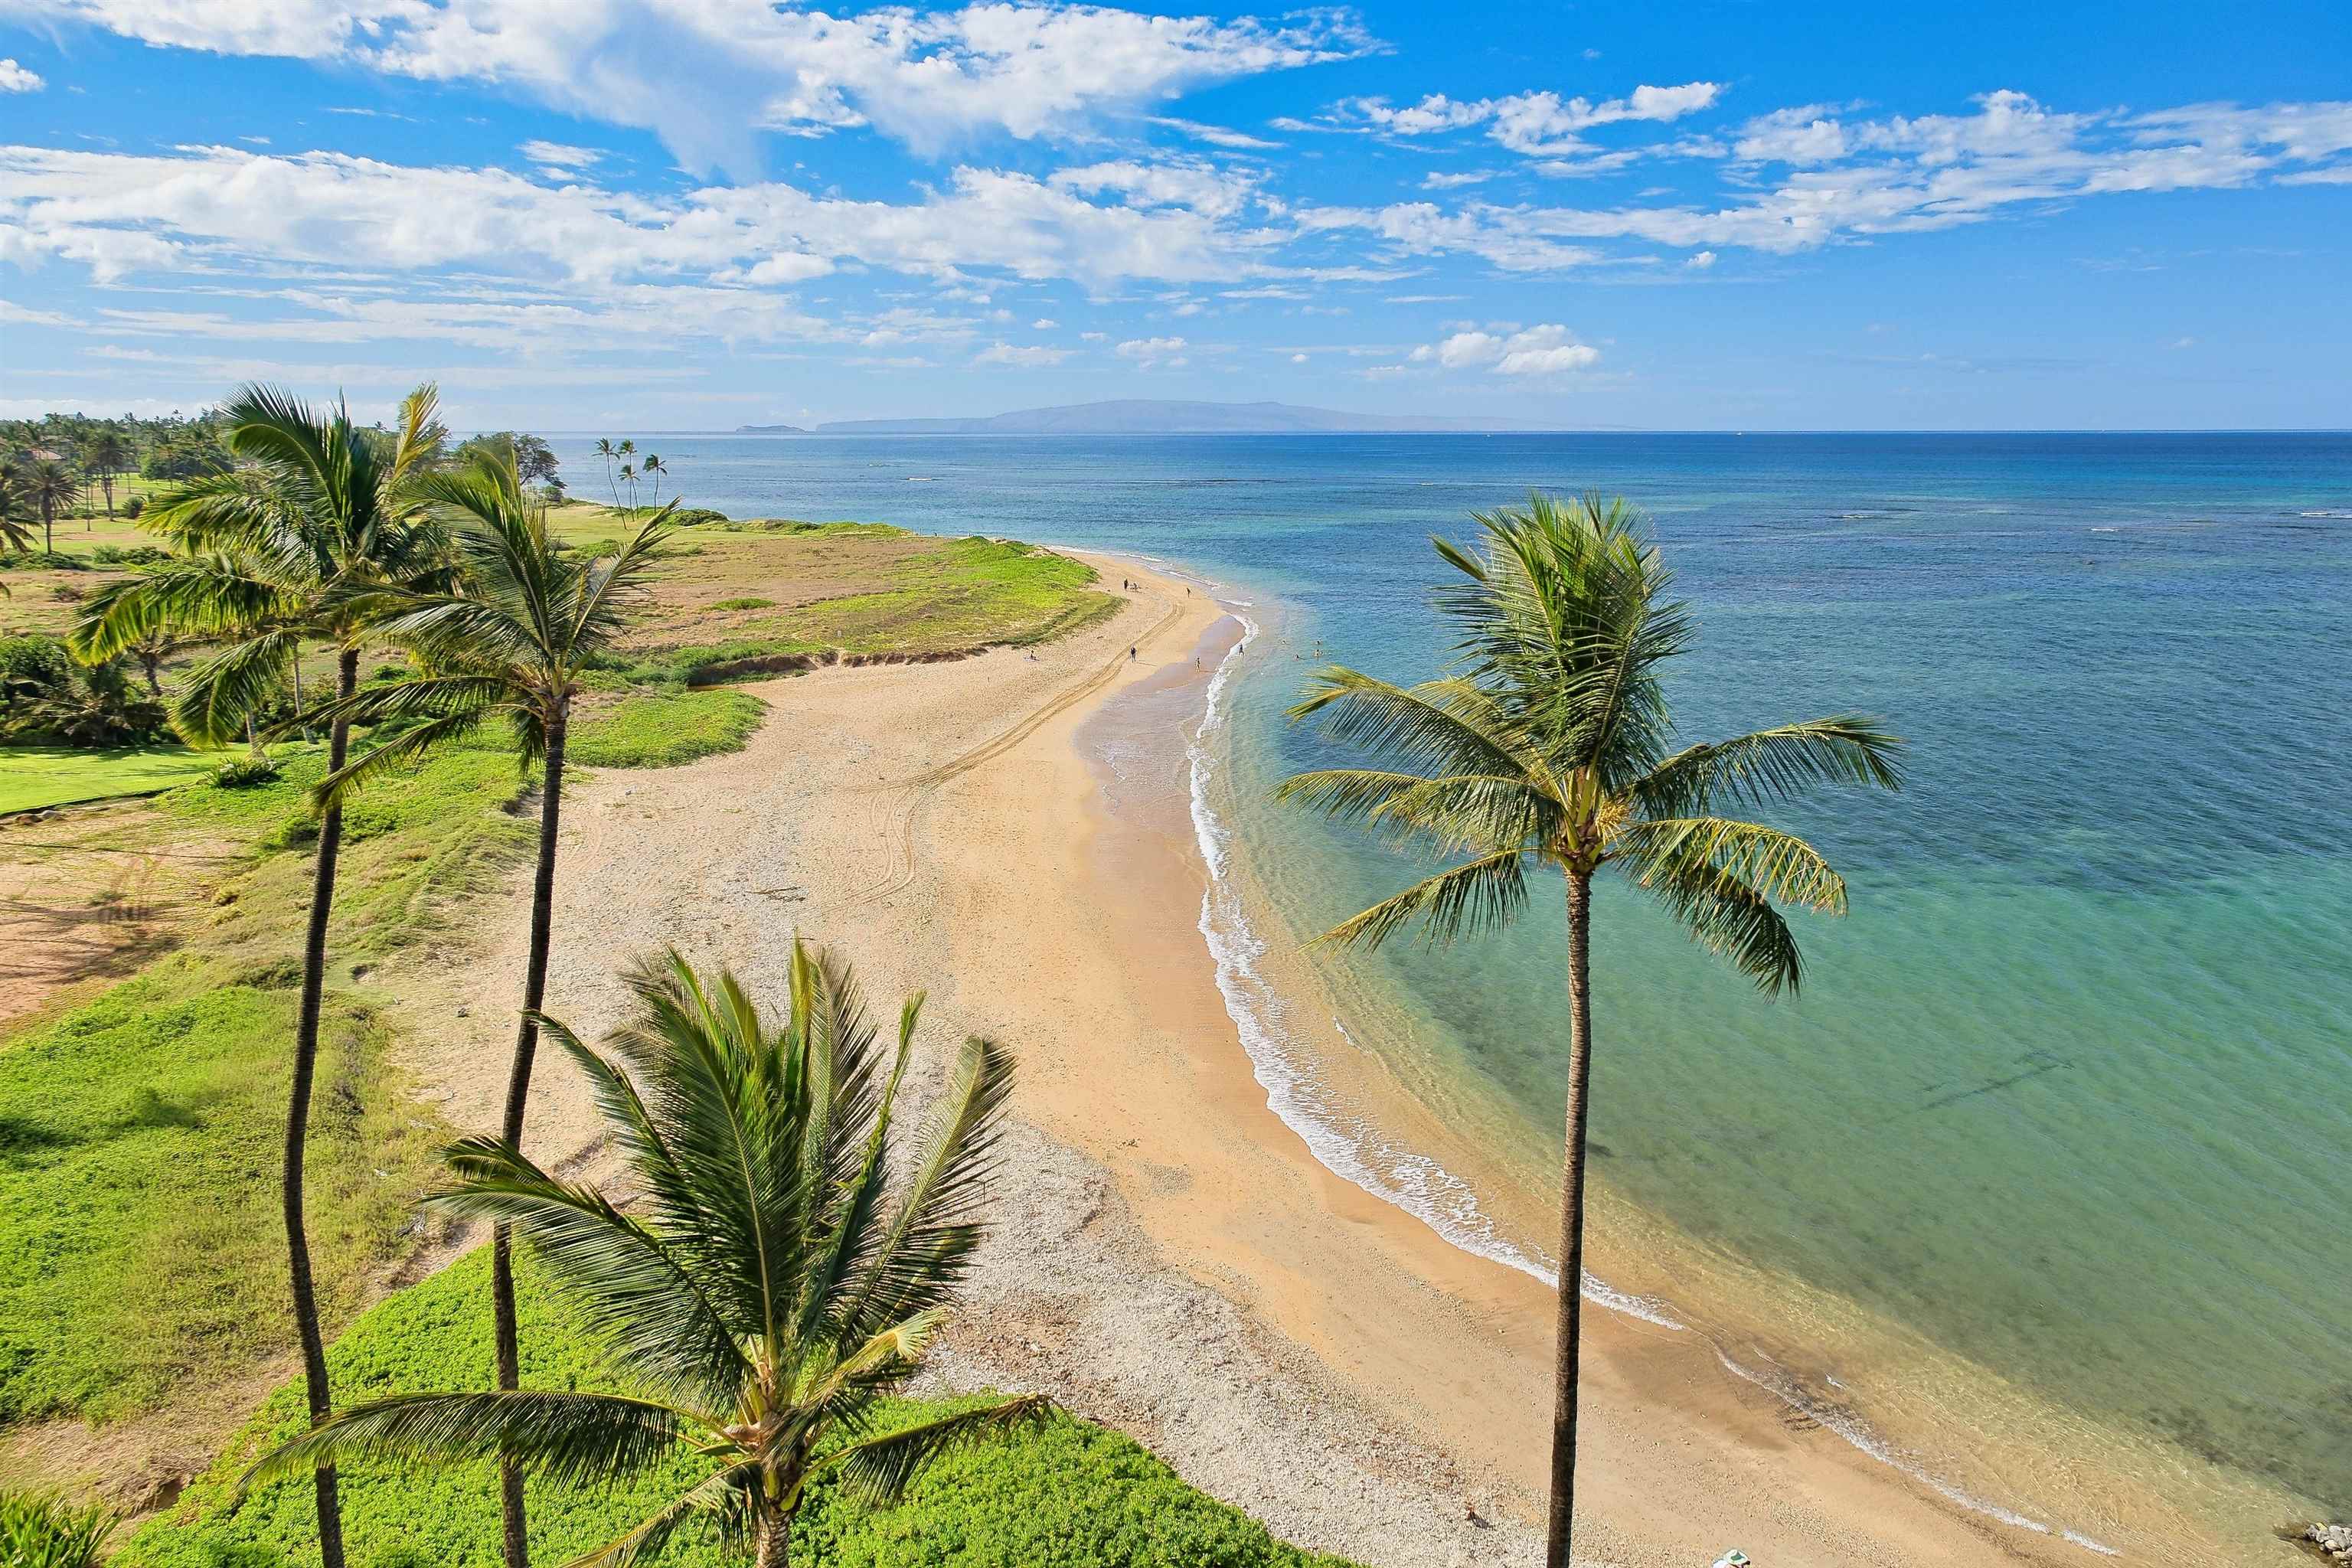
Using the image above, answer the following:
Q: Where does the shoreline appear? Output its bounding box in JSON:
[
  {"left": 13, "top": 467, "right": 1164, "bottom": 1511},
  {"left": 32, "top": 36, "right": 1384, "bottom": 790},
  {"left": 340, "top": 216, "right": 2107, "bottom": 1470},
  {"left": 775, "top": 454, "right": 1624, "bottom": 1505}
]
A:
[{"left": 396, "top": 548, "right": 2252, "bottom": 1564}]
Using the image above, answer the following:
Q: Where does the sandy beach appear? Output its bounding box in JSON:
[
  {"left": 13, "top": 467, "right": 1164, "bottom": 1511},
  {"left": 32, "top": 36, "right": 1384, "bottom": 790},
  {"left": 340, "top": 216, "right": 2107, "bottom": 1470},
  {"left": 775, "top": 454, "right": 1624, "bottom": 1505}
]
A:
[{"left": 390, "top": 554, "right": 2134, "bottom": 1567}]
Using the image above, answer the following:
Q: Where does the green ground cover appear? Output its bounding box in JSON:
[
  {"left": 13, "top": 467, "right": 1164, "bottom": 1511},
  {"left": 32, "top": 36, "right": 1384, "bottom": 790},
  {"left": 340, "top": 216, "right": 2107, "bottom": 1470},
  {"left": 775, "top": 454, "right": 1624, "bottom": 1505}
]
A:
[
  {"left": 122, "top": 1252, "right": 1354, "bottom": 1568},
  {"left": 0, "top": 745, "right": 217, "bottom": 815},
  {"left": 0, "top": 691, "right": 771, "bottom": 1429},
  {"left": 0, "top": 959, "right": 443, "bottom": 1426}
]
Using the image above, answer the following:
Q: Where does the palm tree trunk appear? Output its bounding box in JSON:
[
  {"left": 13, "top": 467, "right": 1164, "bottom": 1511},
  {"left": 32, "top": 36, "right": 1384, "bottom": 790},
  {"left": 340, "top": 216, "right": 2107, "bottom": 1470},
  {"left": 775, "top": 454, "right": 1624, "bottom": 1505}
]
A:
[
  {"left": 492, "top": 698, "right": 570, "bottom": 1568},
  {"left": 1544, "top": 869, "right": 1596, "bottom": 1568},
  {"left": 285, "top": 646, "right": 360, "bottom": 1568},
  {"left": 754, "top": 1508, "right": 790, "bottom": 1568}
]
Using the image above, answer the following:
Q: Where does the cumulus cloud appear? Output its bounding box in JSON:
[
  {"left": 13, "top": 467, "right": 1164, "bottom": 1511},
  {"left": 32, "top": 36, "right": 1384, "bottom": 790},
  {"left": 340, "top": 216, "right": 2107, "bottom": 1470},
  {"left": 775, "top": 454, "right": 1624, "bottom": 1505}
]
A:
[
  {"left": 1116, "top": 333, "right": 1187, "bottom": 366},
  {"left": 0, "top": 143, "right": 1283, "bottom": 291},
  {"left": 1302, "top": 91, "right": 2352, "bottom": 268},
  {"left": 519, "top": 140, "right": 605, "bottom": 170},
  {"left": 11, "top": 0, "right": 1377, "bottom": 177},
  {"left": 0, "top": 57, "right": 44, "bottom": 92},
  {"left": 1328, "top": 80, "right": 1720, "bottom": 155},
  {"left": 1684, "top": 249, "right": 1716, "bottom": 269},
  {"left": 1409, "top": 323, "right": 1597, "bottom": 374},
  {"left": 975, "top": 340, "right": 1069, "bottom": 364},
  {"left": 1050, "top": 155, "right": 1268, "bottom": 220}
]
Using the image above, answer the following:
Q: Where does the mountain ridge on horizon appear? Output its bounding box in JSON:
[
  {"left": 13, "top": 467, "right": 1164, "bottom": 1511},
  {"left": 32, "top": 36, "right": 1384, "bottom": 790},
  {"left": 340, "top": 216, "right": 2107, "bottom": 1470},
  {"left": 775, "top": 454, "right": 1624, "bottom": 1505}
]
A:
[{"left": 739, "top": 398, "right": 1595, "bottom": 436}]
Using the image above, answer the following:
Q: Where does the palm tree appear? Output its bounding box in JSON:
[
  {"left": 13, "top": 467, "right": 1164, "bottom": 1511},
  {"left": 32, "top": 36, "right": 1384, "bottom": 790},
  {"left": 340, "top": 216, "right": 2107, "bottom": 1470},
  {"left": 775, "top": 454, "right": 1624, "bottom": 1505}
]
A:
[
  {"left": 0, "top": 458, "right": 34, "bottom": 558},
  {"left": 244, "top": 943, "right": 1046, "bottom": 1568},
  {"left": 312, "top": 455, "right": 669, "bottom": 1568},
  {"left": 640, "top": 453, "right": 666, "bottom": 507},
  {"left": 1274, "top": 493, "right": 1905, "bottom": 1568},
  {"left": 69, "top": 384, "right": 452, "bottom": 1568},
  {"left": 84, "top": 430, "right": 132, "bottom": 518},
  {"left": 616, "top": 463, "right": 639, "bottom": 511},
  {"left": 593, "top": 438, "right": 619, "bottom": 507},
  {"left": 24, "top": 458, "right": 76, "bottom": 555}
]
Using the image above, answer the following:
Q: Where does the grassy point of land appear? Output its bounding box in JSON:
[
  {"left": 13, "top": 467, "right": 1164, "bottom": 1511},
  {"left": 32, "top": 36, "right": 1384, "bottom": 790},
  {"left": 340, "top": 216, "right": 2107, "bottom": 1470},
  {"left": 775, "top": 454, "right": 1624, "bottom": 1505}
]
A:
[
  {"left": 0, "top": 745, "right": 218, "bottom": 815},
  {"left": 1, "top": 507, "right": 1142, "bottom": 1526}
]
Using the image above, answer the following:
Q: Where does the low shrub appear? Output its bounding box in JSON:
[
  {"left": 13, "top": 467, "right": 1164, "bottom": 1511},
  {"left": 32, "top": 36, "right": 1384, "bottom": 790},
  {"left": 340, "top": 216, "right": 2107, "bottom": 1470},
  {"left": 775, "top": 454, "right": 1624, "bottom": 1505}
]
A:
[
  {"left": 709, "top": 596, "right": 775, "bottom": 611},
  {"left": 89, "top": 544, "right": 171, "bottom": 567},
  {"left": 566, "top": 688, "right": 766, "bottom": 768},
  {"left": 0, "top": 1488, "right": 117, "bottom": 1568},
  {"left": 208, "top": 754, "right": 280, "bottom": 789}
]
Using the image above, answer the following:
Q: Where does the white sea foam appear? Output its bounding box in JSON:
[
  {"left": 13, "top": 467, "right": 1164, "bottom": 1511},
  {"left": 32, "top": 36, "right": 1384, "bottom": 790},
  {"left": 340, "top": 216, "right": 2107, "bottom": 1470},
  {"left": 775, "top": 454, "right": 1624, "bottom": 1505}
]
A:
[
  {"left": 1713, "top": 1350, "right": 2119, "bottom": 1555},
  {"left": 1181, "top": 603, "right": 1680, "bottom": 1331}
]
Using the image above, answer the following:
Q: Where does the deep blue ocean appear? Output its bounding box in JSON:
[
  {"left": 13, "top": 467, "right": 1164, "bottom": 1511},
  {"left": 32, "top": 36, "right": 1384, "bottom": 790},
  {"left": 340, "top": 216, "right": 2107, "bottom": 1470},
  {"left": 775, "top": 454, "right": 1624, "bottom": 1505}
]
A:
[{"left": 553, "top": 431, "right": 2352, "bottom": 1540}]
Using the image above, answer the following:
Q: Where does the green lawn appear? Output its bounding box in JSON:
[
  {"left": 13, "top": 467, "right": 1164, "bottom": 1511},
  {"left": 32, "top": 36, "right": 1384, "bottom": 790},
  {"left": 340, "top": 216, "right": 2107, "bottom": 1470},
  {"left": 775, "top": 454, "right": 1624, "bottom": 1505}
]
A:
[
  {"left": 0, "top": 693, "right": 769, "bottom": 1429},
  {"left": 123, "top": 1251, "right": 1355, "bottom": 1568},
  {"left": 0, "top": 744, "right": 218, "bottom": 814}
]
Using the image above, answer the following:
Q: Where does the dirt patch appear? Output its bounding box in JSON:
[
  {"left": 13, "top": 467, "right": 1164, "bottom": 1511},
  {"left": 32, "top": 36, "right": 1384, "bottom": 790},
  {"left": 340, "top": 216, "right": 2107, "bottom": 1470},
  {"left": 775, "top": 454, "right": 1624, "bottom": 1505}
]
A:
[{"left": 0, "top": 799, "right": 237, "bottom": 1034}]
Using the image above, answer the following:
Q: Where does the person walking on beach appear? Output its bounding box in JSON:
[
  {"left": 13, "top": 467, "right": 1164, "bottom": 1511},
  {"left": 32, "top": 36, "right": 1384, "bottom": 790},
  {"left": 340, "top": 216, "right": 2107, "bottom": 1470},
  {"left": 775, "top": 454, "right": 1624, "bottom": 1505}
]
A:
[{"left": 1129, "top": 645, "right": 1137, "bottom": 661}]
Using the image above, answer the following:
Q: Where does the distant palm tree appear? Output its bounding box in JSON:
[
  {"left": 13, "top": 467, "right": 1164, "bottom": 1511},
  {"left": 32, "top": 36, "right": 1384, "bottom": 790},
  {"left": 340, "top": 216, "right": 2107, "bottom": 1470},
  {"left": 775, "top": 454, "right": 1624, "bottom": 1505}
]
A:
[
  {"left": 616, "top": 462, "right": 639, "bottom": 510},
  {"left": 0, "top": 458, "right": 34, "bottom": 559},
  {"left": 1275, "top": 492, "right": 1905, "bottom": 1568},
  {"left": 83, "top": 430, "right": 132, "bottom": 518},
  {"left": 23, "top": 458, "right": 76, "bottom": 554},
  {"left": 593, "top": 438, "right": 619, "bottom": 507},
  {"left": 247, "top": 942, "right": 1046, "bottom": 1568},
  {"left": 70, "top": 384, "right": 452, "bottom": 1568},
  {"left": 312, "top": 454, "right": 669, "bottom": 1568},
  {"left": 640, "top": 453, "right": 666, "bottom": 506}
]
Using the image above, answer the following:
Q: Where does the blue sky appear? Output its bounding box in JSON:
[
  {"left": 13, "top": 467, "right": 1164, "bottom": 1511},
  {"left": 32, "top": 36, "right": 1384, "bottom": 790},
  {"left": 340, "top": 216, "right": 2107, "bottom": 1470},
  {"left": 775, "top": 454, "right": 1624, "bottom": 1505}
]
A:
[{"left": 2, "top": 0, "right": 2347, "bottom": 431}]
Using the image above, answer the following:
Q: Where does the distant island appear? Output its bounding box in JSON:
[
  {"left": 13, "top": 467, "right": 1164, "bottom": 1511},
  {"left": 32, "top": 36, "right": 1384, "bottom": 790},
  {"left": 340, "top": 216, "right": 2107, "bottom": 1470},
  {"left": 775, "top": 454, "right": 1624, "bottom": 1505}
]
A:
[{"left": 739, "top": 399, "right": 1573, "bottom": 436}]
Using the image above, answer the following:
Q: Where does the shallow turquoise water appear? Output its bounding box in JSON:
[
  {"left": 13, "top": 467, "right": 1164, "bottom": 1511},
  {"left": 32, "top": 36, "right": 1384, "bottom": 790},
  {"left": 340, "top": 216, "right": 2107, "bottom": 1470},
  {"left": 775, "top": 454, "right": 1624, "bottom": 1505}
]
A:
[{"left": 563, "top": 431, "right": 2352, "bottom": 1517}]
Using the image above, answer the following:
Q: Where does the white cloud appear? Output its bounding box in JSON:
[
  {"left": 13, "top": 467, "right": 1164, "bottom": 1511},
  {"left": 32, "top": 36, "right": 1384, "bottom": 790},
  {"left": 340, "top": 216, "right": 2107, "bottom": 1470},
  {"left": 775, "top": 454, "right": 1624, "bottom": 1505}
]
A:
[
  {"left": 0, "top": 58, "right": 44, "bottom": 92},
  {"left": 1289, "top": 351, "right": 1306, "bottom": 362},
  {"left": 1409, "top": 322, "right": 1597, "bottom": 375},
  {"left": 1051, "top": 156, "right": 1266, "bottom": 220},
  {"left": 1331, "top": 80, "right": 1721, "bottom": 155},
  {"left": 1422, "top": 169, "right": 1499, "bottom": 190},
  {"left": 1684, "top": 249, "right": 1716, "bottom": 269},
  {"left": 0, "top": 143, "right": 1284, "bottom": 292},
  {"left": 1299, "top": 91, "right": 2352, "bottom": 269},
  {"left": 519, "top": 139, "right": 605, "bottom": 170},
  {"left": 975, "top": 340, "right": 1068, "bottom": 364},
  {"left": 1116, "top": 333, "right": 1187, "bottom": 366},
  {"left": 15, "top": 0, "right": 1376, "bottom": 177},
  {"left": 1031, "top": 316, "right": 1057, "bottom": 328},
  {"left": 1150, "top": 115, "right": 1281, "bottom": 150}
]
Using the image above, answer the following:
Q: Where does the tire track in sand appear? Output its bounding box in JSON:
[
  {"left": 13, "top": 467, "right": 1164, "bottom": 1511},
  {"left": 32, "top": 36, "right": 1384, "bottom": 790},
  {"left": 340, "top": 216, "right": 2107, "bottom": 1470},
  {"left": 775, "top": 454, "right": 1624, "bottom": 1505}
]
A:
[{"left": 842, "top": 592, "right": 1188, "bottom": 910}]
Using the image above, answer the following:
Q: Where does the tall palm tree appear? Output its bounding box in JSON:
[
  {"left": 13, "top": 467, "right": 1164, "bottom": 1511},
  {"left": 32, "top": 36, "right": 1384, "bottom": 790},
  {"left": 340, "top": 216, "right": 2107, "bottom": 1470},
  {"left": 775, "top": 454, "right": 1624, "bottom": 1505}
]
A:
[
  {"left": 245, "top": 943, "right": 1045, "bottom": 1568},
  {"left": 23, "top": 458, "right": 76, "bottom": 554},
  {"left": 1274, "top": 493, "right": 1905, "bottom": 1568},
  {"left": 593, "top": 438, "right": 619, "bottom": 507},
  {"left": 70, "top": 384, "right": 452, "bottom": 1568},
  {"left": 0, "top": 458, "right": 34, "bottom": 560},
  {"left": 84, "top": 429, "right": 133, "bottom": 516},
  {"left": 312, "top": 456, "right": 670, "bottom": 1568},
  {"left": 640, "top": 453, "right": 666, "bottom": 507}
]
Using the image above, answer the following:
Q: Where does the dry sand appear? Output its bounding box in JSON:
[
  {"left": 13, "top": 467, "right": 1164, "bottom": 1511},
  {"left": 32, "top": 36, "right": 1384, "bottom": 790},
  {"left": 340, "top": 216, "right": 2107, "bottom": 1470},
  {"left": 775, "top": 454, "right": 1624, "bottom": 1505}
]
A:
[{"left": 394, "top": 556, "right": 2110, "bottom": 1568}]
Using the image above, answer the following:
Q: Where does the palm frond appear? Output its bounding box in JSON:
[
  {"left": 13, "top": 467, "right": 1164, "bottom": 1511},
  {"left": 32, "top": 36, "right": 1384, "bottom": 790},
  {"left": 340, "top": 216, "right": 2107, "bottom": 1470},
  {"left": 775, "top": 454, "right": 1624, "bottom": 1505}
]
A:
[
  {"left": 1612, "top": 815, "right": 1849, "bottom": 915},
  {"left": 1287, "top": 669, "right": 1552, "bottom": 789},
  {"left": 172, "top": 626, "right": 302, "bottom": 745},
  {"left": 240, "top": 1390, "right": 696, "bottom": 1494},
  {"left": 1627, "top": 847, "right": 1808, "bottom": 995},
  {"left": 831, "top": 1034, "right": 1014, "bottom": 1344},
  {"left": 821, "top": 1395, "right": 1054, "bottom": 1507},
  {"left": 311, "top": 706, "right": 496, "bottom": 809},
  {"left": 1633, "top": 717, "right": 1906, "bottom": 815},
  {"left": 428, "top": 1129, "right": 750, "bottom": 1411},
  {"left": 67, "top": 557, "right": 300, "bottom": 663},
  {"left": 560, "top": 1464, "right": 757, "bottom": 1568},
  {"left": 1316, "top": 846, "right": 1530, "bottom": 950}
]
